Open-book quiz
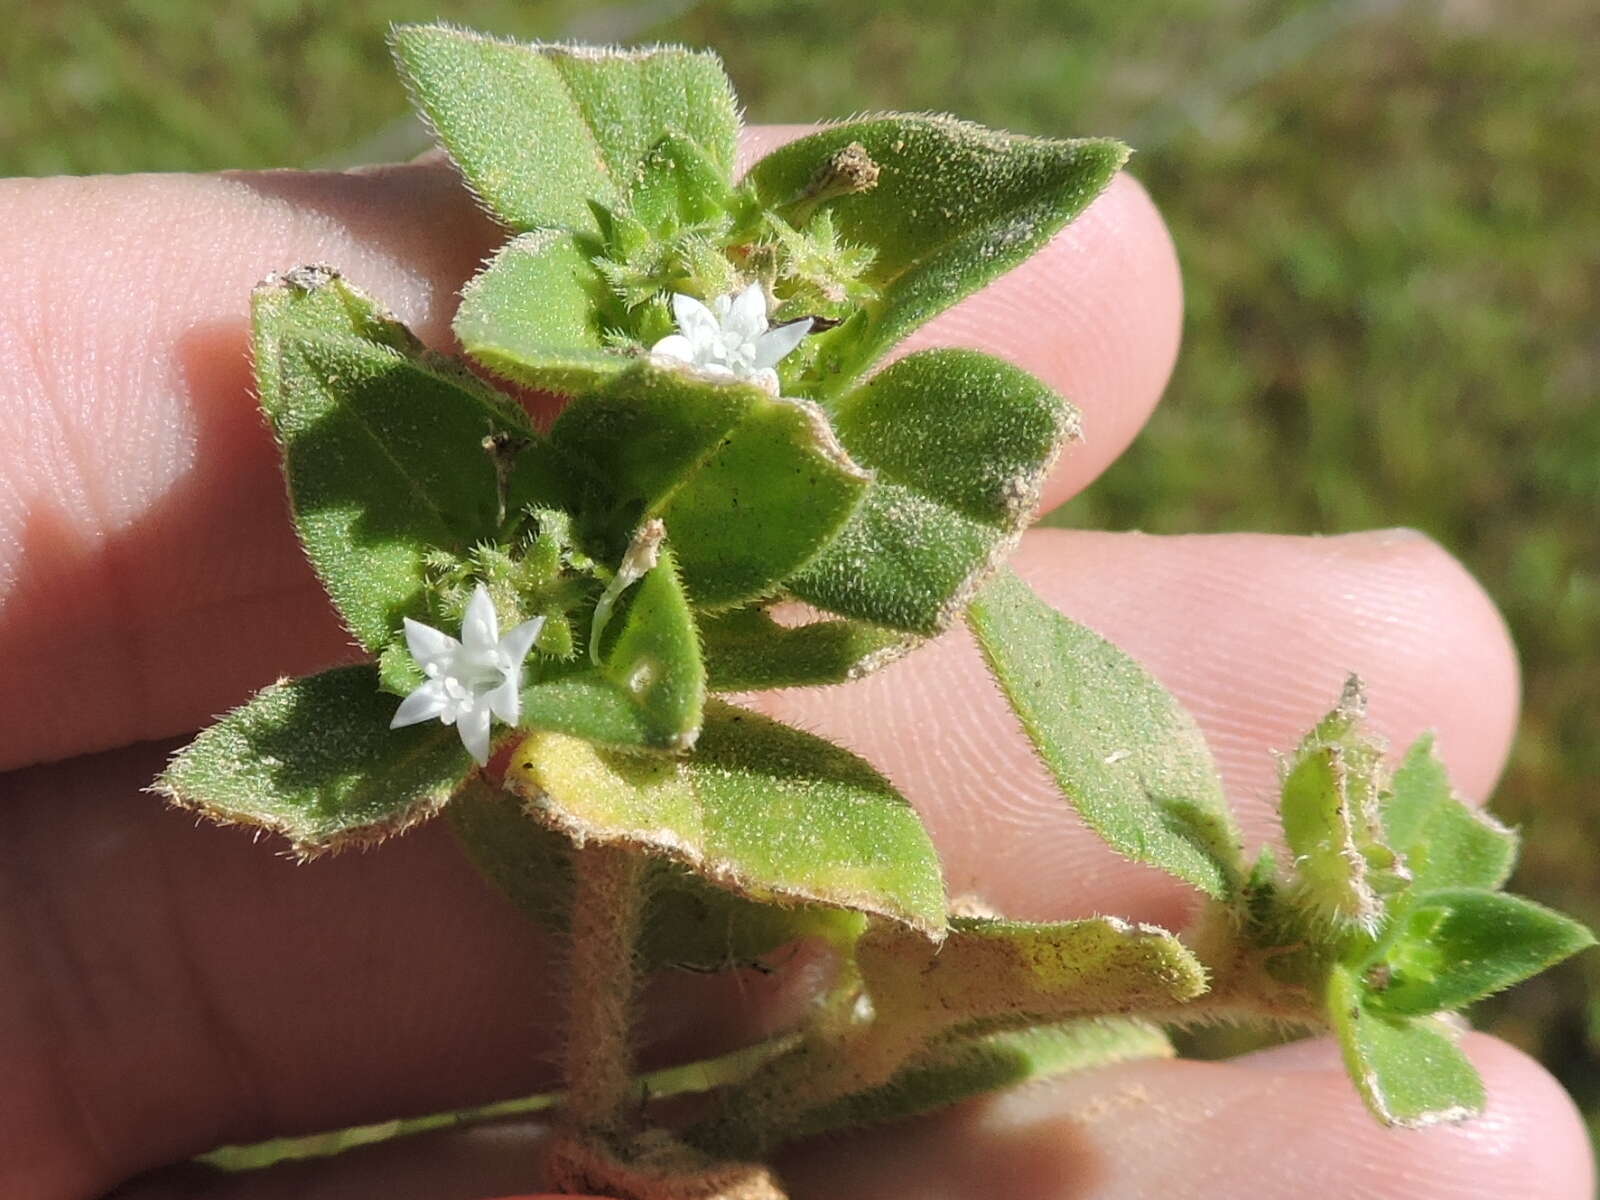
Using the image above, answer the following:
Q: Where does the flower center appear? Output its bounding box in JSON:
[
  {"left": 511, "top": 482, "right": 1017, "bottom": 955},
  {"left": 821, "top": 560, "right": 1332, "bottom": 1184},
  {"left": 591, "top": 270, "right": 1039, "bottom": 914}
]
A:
[{"left": 447, "top": 644, "right": 509, "bottom": 696}]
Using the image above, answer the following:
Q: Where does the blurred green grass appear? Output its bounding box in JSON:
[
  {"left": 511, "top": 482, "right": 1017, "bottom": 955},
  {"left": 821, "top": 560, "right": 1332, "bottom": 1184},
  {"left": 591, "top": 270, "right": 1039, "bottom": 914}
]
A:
[{"left": 6, "top": 0, "right": 1598, "bottom": 1146}]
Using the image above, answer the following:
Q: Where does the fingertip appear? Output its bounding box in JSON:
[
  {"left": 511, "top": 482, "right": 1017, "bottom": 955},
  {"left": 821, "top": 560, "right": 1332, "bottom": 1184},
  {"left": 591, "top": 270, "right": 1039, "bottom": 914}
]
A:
[
  {"left": 1327, "top": 528, "right": 1521, "bottom": 805},
  {"left": 1234, "top": 1032, "right": 1593, "bottom": 1199}
]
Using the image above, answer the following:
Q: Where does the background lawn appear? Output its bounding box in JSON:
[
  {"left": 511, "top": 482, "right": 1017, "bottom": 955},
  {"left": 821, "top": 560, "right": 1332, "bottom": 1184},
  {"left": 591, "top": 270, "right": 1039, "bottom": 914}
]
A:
[{"left": 6, "top": 0, "right": 1598, "bottom": 1155}]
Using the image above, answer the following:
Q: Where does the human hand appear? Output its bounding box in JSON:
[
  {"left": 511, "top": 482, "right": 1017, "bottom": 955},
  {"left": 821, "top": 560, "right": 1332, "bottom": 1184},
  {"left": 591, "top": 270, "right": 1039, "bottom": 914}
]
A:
[{"left": 0, "top": 128, "right": 1588, "bottom": 1199}]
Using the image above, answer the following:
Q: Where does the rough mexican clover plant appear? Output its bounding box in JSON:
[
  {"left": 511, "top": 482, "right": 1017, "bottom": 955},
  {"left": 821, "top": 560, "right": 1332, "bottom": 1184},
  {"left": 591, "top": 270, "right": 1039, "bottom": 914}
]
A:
[{"left": 156, "top": 24, "right": 1593, "bottom": 1200}]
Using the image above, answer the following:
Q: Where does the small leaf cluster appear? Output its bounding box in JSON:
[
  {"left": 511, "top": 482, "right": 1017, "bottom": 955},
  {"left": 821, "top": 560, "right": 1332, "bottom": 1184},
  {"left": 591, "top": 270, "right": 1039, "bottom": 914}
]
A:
[
  {"left": 1215, "top": 681, "right": 1594, "bottom": 1127},
  {"left": 153, "top": 24, "right": 1590, "bottom": 1189}
]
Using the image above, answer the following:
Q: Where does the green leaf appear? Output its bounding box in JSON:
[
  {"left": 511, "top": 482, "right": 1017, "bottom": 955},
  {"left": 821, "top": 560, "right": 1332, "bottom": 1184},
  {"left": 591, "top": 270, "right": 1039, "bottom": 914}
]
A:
[
  {"left": 517, "top": 669, "right": 680, "bottom": 749},
  {"left": 630, "top": 133, "right": 736, "bottom": 233},
  {"left": 551, "top": 362, "right": 869, "bottom": 609},
  {"left": 454, "top": 229, "right": 629, "bottom": 396},
  {"left": 791, "top": 350, "right": 1075, "bottom": 634},
  {"left": 748, "top": 1020, "right": 1171, "bottom": 1150},
  {"left": 1383, "top": 733, "right": 1450, "bottom": 852},
  {"left": 252, "top": 266, "right": 552, "bottom": 653},
  {"left": 700, "top": 607, "right": 911, "bottom": 691},
  {"left": 1280, "top": 680, "right": 1408, "bottom": 931},
  {"left": 967, "top": 569, "right": 1242, "bottom": 898},
  {"left": 448, "top": 780, "right": 855, "bottom": 971},
  {"left": 746, "top": 117, "right": 1126, "bottom": 394},
  {"left": 592, "top": 542, "right": 705, "bottom": 743},
  {"left": 655, "top": 392, "right": 870, "bottom": 608},
  {"left": 157, "top": 666, "right": 473, "bottom": 856},
  {"left": 1364, "top": 889, "right": 1594, "bottom": 1017},
  {"left": 859, "top": 915, "right": 1207, "bottom": 1039},
  {"left": 519, "top": 545, "right": 704, "bottom": 751},
  {"left": 392, "top": 25, "right": 738, "bottom": 234},
  {"left": 550, "top": 359, "right": 754, "bottom": 526},
  {"left": 1385, "top": 735, "right": 1517, "bottom": 893},
  {"left": 832, "top": 350, "right": 1077, "bottom": 526},
  {"left": 503, "top": 700, "right": 947, "bottom": 936},
  {"left": 1329, "top": 966, "right": 1484, "bottom": 1127}
]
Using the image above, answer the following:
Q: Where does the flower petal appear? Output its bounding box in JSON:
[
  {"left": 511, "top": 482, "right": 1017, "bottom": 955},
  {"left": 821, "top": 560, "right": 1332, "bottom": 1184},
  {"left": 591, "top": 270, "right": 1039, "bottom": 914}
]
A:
[
  {"left": 750, "top": 367, "right": 781, "bottom": 394},
  {"left": 390, "top": 680, "right": 452, "bottom": 729},
  {"left": 403, "top": 618, "right": 458, "bottom": 670},
  {"left": 752, "top": 317, "right": 813, "bottom": 369},
  {"left": 650, "top": 333, "right": 698, "bottom": 364},
  {"left": 462, "top": 584, "right": 499, "bottom": 649},
  {"left": 727, "top": 282, "right": 769, "bottom": 339},
  {"left": 485, "top": 675, "right": 521, "bottom": 726},
  {"left": 671, "top": 293, "right": 719, "bottom": 344},
  {"left": 498, "top": 616, "right": 546, "bottom": 671},
  {"left": 457, "top": 704, "right": 494, "bottom": 766}
]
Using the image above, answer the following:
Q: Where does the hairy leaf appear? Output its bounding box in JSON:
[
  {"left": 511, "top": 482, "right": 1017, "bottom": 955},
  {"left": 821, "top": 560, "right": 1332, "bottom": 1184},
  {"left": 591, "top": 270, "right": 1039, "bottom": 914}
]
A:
[
  {"left": 252, "top": 267, "right": 550, "bottom": 653},
  {"left": 655, "top": 392, "right": 869, "bottom": 608},
  {"left": 516, "top": 670, "right": 682, "bottom": 750},
  {"left": 551, "top": 361, "right": 869, "bottom": 609},
  {"left": 157, "top": 666, "right": 473, "bottom": 855},
  {"left": 503, "top": 701, "right": 947, "bottom": 936},
  {"left": 550, "top": 359, "right": 754, "bottom": 526},
  {"left": 1329, "top": 966, "right": 1484, "bottom": 1127},
  {"left": 792, "top": 350, "right": 1074, "bottom": 634},
  {"left": 1385, "top": 735, "right": 1517, "bottom": 893},
  {"left": 631, "top": 133, "right": 736, "bottom": 232},
  {"left": 592, "top": 544, "right": 705, "bottom": 742},
  {"left": 967, "top": 569, "right": 1242, "bottom": 898},
  {"left": 454, "top": 229, "right": 628, "bottom": 396},
  {"left": 1365, "top": 889, "right": 1594, "bottom": 1017},
  {"left": 700, "top": 607, "right": 911, "bottom": 691},
  {"left": 392, "top": 26, "right": 738, "bottom": 233},
  {"left": 746, "top": 117, "right": 1126, "bottom": 394},
  {"left": 860, "top": 915, "right": 1207, "bottom": 1038},
  {"left": 518, "top": 545, "right": 704, "bottom": 751},
  {"left": 448, "top": 780, "right": 853, "bottom": 971}
]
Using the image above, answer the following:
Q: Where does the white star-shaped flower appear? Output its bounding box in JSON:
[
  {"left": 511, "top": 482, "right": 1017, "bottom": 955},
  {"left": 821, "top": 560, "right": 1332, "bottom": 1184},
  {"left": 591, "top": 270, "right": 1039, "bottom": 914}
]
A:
[
  {"left": 389, "top": 584, "right": 544, "bottom": 766},
  {"left": 650, "top": 282, "right": 812, "bottom": 393}
]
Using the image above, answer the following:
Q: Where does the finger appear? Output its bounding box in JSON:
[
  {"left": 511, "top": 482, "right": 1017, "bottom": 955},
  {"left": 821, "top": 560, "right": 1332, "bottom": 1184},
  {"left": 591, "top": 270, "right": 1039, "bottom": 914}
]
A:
[
  {"left": 0, "top": 132, "right": 1179, "bottom": 771},
  {"left": 0, "top": 528, "right": 1518, "bottom": 1195},
  {"left": 0, "top": 162, "right": 503, "bottom": 773},
  {"left": 112, "top": 1034, "right": 1591, "bottom": 1199},
  {"left": 0, "top": 741, "right": 829, "bottom": 1200},
  {"left": 775, "top": 1034, "right": 1590, "bottom": 1200},
  {"left": 751, "top": 527, "right": 1520, "bottom": 930}
]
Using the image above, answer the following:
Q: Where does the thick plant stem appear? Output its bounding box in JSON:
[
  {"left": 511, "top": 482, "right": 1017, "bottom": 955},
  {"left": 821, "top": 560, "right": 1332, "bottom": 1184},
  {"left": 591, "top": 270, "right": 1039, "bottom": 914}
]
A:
[{"left": 564, "top": 842, "right": 648, "bottom": 1138}]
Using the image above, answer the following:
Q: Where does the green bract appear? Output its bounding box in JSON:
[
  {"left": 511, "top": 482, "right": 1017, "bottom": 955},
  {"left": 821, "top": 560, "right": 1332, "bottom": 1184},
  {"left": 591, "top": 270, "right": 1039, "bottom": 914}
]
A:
[{"left": 155, "top": 25, "right": 1590, "bottom": 1198}]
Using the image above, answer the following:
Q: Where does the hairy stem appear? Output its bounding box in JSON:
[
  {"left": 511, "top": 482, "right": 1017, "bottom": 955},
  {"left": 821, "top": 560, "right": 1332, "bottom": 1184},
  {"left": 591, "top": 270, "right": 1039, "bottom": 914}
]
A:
[
  {"left": 564, "top": 842, "right": 649, "bottom": 1137},
  {"left": 1169, "top": 899, "right": 1331, "bottom": 1028}
]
